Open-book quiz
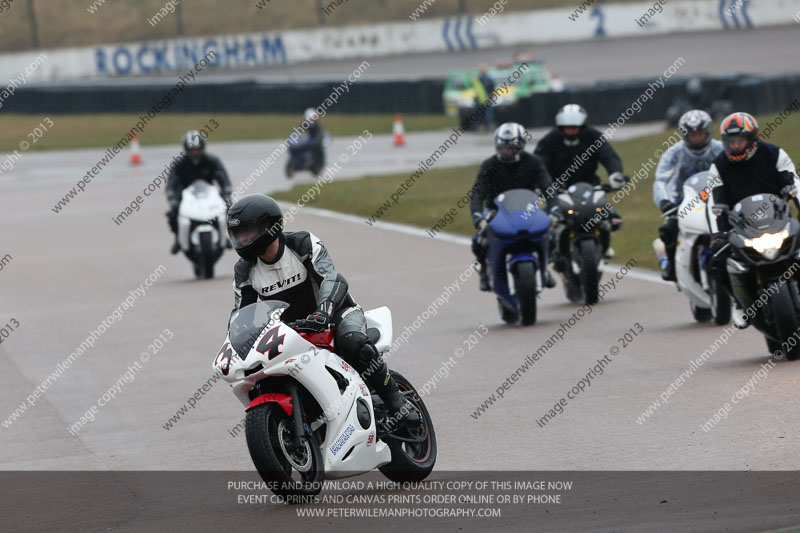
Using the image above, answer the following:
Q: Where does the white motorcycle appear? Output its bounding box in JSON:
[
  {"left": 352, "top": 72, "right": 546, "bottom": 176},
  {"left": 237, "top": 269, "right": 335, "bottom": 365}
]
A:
[
  {"left": 214, "top": 300, "right": 436, "bottom": 499},
  {"left": 655, "top": 171, "right": 731, "bottom": 324},
  {"left": 177, "top": 179, "right": 228, "bottom": 279}
]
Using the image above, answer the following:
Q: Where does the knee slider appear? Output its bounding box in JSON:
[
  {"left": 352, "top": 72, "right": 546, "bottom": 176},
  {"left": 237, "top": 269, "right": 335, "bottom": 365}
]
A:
[{"left": 340, "top": 331, "right": 379, "bottom": 372}]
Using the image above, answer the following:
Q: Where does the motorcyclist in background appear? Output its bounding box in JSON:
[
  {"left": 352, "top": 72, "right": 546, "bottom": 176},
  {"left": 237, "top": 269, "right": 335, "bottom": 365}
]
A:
[
  {"left": 534, "top": 104, "right": 626, "bottom": 258},
  {"left": 653, "top": 110, "right": 724, "bottom": 281},
  {"left": 226, "top": 195, "right": 422, "bottom": 433},
  {"left": 470, "top": 122, "right": 556, "bottom": 291},
  {"left": 477, "top": 64, "right": 496, "bottom": 130},
  {"left": 708, "top": 112, "right": 800, "bottom": 327},
  {"left": 299, "top": 107, "right": 325, "bottom": 167},
  {"left": 166, "top": 130, "right": 232, "bottom": 254}
]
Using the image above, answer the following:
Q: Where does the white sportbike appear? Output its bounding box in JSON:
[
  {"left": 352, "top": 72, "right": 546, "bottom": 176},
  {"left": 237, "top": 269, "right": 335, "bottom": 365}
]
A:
[
  {"left": 656, "top": 171, "right": 731, "bottom": 324},
  {"left": 213, "top": 300, "right": 436, "bottom": 499},
  {"left": 177, "top": 179, "right": 228, "bottom": 279}
]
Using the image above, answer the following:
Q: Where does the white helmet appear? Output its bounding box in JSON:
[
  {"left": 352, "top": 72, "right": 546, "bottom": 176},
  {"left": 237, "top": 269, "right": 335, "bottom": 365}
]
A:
[
  {"left": 182, "top": 130, "right": 205, "bottom": 163},
  {"left": 304, "top": 108, "right": 319, "bottom": 124},
  {"left": 678, "top": 109, "right": 713, "bottom": 154},
  {"left": 494, "top": 122, "right": 527, "bottom": 163},
  {"left": 555, "top": 104, "right": 588, "bottom": 146}
]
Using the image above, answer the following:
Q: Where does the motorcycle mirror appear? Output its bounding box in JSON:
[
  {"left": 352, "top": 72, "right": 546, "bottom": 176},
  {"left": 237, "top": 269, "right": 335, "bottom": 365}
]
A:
[{"left": 711, "top": 204, "right": 729, "bottom": 217}]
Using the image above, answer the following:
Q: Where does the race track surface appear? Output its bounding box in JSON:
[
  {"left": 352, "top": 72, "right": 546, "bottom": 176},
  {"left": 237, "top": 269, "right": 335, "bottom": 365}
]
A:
[{"left": 2, "top": 144, "right": 800, "bottom": 529}]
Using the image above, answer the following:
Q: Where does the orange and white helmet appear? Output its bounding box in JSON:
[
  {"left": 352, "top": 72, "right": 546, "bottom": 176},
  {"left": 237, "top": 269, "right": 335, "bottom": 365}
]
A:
[{"left": 720, "top": 112, "right": 759, "bottom": 162}]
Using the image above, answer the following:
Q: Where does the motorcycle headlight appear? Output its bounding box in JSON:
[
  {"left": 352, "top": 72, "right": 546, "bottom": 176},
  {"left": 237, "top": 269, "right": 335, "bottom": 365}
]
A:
[{"left": 744, "top": 229, "right": 789, "bottom": 259}]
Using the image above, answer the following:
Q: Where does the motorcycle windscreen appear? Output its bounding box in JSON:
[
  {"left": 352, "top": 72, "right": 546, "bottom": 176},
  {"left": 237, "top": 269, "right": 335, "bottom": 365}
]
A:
[
  {"left": 188, "top": 179, "right": 214, "bottom": 197},
  {"left": 492, "top": 188, "right": 550, "bottom": 236},
  {"left": 495, "top": 188, "right": 539, "bottom": 212},
  {"left": 683, "top": 171, "right": 711, "bottom": 198},
  {"left": 229, "top": 300, "right": 289, "bottom": 358},
  {"left": 732, "top": 194, "right": 790, "bottom": 238},
  {"left": 565, "top": 182, "right": 598, "bottom": 220}
]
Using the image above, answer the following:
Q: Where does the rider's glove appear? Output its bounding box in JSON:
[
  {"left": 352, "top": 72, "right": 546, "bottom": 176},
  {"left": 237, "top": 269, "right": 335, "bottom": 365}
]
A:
[
  {"left": 659, "top": 199, "right": 678, "bottom": 214},
  {"left": 223, "top": 194, "right": 233, "bottom": 207},
  {"left": 608, "top": 172, "right": 626, "bottom": 190},
  {"left": 472, "top": 212, "right": 486, "bottom": 231},
  {"left": 295, "top": 310, "right": 330, "bottom": 333},
  {"left": 780, "top": 185, "right": 796, "bottom": 200},
  {"left": 548, "top": 205, "right": 562, "bottom": 226}
]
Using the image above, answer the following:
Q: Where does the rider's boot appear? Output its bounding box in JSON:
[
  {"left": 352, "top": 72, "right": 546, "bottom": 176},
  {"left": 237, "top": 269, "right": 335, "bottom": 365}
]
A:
[
  {"left": 475, "top": 261, "right": 490, "bottom": 292},
  {"left": 660, "top": 244, "right": 676, "bottom": 281},
  {"left": 732, "top": 301, "right": 749, "bottom": 329},
  {"left": 366, "top": 364, "right": 422, "bottom": 433},
  {"left": 545, "top": 269, "right": 557, "bottom": 288}
]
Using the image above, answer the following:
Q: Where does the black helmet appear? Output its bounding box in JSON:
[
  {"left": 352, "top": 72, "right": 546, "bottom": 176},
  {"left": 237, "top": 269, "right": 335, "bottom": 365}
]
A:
[
  {"left": 182, "top": 130, "right": 206, "bottom": 164},
  {"left": 226, "top": 195, "right": 283, "bottom": 261}
]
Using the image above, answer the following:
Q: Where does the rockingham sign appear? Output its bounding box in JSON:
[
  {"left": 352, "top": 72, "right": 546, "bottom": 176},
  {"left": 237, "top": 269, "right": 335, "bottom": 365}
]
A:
[
  {"left": 94, "top": 34, "right": 286, "bottom": 76},
  {"left": 0, "top": 0, "right": 794, "bottom": 83}
]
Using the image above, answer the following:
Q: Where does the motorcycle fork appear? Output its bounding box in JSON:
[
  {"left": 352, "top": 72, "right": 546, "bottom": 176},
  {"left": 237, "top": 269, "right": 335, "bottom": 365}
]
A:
[{"left": 286, "top": 382, "right": 306, "bottom": 449}]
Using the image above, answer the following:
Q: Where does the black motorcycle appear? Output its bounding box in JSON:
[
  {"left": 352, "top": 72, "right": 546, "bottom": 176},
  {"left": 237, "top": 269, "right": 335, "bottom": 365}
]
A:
[
  {"left": 714, "top": 193, "right": 800, "bottom": 359},
  {"left": 551, "top": 182, "right": 621, "bottom": 305}
]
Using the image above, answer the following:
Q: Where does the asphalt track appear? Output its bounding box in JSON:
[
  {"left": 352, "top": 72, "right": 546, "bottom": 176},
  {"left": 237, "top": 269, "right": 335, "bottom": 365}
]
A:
[
  {"left": 3, "top": 135, "right": 800, "bottom": 530},
  {"left": 3, "top": 21, "right": 800, "bottom": 529}
]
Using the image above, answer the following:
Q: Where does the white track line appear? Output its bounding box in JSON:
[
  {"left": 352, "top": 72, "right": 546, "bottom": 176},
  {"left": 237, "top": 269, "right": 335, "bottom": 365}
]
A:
[{"left": 281, "top": 202, "right": 670, "bottom": 286}]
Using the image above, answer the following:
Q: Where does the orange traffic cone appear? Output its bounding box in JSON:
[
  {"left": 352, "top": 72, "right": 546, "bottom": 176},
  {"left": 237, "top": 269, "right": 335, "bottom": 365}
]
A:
[
  {"left": 130, "top": 135, "right": 142, "bottom": 165},
  {"left": 393, "top": 114, "right": 405, "bottom": 147}
]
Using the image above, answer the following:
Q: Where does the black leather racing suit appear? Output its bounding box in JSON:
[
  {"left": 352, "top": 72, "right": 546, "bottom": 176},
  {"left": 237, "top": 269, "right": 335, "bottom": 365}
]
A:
[
  {"left": 709, "top": 142, "right": 800, "bottom": 292},
  {"left": 229, "top": 231, "right": 405, "bottom": 417},
  {"left": 534, "top": 126, "right": 624, "bottom": 254},
  {"left": 533, "top": 126, "right": 623, "bottom": 189},
  {"left": 469, "top": 151, "right": 553, "bottom": 265},
  {"left": 166, "top": 153, "right": 232, "bottom": 234}
]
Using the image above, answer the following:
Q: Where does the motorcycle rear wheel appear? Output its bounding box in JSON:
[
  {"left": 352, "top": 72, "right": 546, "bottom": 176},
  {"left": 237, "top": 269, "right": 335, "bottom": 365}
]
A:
[
  {"left": 198, "top": 232, "right": 215, "bottom": 279},
  {"left": 690, "top": 301, "right": 712, "bottom": 323},
  {"left": 379, "top": 370, "right": 437, "bottom": 483},
  {"left": 497, "top": 299, "right": 518, "bottom": 324}
]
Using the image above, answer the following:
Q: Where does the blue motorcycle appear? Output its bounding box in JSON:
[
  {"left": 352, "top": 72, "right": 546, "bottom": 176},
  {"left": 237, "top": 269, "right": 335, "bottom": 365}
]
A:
[
  {"left": 285, "top": 132, "right": 330, "bottom": 178},
  {"left": 479, "top": 188, "right": 553, "bottom": 326}
]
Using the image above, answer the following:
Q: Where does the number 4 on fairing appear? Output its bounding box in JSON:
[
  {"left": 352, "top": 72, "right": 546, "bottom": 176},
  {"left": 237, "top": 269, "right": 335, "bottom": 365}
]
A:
[{"left": 256, "top": 326, "right": 285, "bottom": 359}]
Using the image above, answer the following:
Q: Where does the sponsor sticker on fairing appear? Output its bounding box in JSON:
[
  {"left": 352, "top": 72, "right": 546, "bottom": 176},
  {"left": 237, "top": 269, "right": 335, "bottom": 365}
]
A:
[{"left": 329, "top": 424, "right": 355, "bottom": 456}]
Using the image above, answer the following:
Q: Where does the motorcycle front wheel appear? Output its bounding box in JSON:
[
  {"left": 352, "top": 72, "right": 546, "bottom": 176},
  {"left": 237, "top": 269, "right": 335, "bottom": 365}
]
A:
[
  {"left": 513, "top": 261, "right": 537, "bottom": 326},
  {"left": 246, "top": 403, "right": 324, "bottom": 500},
  {"left": 576, "top": 239, "right": 600, "bottom": 305},
  {"left": 765, "top": 282, "right": 800, "bottom": 361}
]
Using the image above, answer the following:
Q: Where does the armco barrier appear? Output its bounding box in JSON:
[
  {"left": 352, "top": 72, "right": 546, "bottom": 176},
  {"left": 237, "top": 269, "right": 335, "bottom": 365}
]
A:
[
  {"left": 2, "top": 74, "right": 799, "bottom": 128},
  {"left": 0, "top": 79, "right": 445, "bottom": 115}
]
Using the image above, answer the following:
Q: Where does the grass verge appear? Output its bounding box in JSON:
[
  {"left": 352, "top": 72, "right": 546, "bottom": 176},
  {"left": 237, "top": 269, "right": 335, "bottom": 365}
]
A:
[{"left": 0, "top": 113, "right": 454, "bottom": 152}]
